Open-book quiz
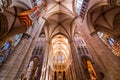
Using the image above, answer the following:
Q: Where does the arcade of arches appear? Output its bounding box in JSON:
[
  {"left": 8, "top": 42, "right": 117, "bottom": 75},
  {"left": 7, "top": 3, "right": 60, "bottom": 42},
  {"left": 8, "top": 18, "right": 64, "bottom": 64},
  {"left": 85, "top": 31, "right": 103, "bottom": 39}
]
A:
[{"left": 0, "top": 0, "right": 120, "bottom": 80}]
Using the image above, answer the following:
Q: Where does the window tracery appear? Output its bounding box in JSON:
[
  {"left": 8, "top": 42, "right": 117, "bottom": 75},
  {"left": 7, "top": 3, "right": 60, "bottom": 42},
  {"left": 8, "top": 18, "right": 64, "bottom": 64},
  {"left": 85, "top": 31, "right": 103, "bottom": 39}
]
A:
[
  {"left": 51, "top": 35, "right": 70, "bottom": 71},
  {"left": 26, "top": 58, "right": 39, "bottom": 80},
  {"left": 75, "top": 0, "right": 84, "bottom": 15},
  {"left": 31, "top": 0, "right": 43, "bottom": 6},
  {"left": 97, "top": 32, "right": 120, "bottom": 56},
  {"left": 54, "top": 54, "right": 65, "bottom": 64},
  {"left": 74, "top": 34, "right": 90, "bottom": 55},
  {"left": 74, "top": 34, "right": 86, "bottom": 47},
  {"left": 75, "top": 0, "right": 89, "bottom": 19}
]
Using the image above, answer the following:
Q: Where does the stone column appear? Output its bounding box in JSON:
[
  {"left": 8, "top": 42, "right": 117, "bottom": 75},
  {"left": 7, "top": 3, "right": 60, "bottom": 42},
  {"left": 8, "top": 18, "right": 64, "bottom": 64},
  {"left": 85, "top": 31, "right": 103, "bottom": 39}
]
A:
[
  {"left": 0, "top": 18, "right": 45, "bottom": 80},
  {"left": 40, "top": 41, "right": 50, "bottom": 80},
  {"left": 67, "top": 65, "right": 75, "bottom": 80},
  {"left": 92, "top": 34, "right": 120, "bottom": 80},
  {"left": 70, "top": 40, "right": 85, "bottom": 80},
  {"left": 14, "top": 19, "right": 45, "bottom": 80},
  {"left": 0, "top": 35, "right": 28, "bottom": 80},
  {"left": 75, "top": 18, "right": 120, "bottom": 80}
]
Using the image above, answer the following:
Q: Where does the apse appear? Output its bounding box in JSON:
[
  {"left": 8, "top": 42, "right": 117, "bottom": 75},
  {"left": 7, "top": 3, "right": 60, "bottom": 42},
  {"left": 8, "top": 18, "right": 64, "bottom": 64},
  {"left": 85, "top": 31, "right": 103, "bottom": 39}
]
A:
[{"left": 50, "top": 34, "right": 71, "bottom": 71}]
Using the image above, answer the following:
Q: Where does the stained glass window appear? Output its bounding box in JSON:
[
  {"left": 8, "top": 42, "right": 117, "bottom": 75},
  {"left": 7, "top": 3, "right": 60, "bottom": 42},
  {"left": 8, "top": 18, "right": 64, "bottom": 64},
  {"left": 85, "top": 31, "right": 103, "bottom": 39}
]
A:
[
  {"left": 87, "top": 61, "right": 97, "bottom": 80},
  {"left": 97, "top": 32, "right": 120, "bottom": 56},
  {"left": 74, "top": 34, "right": 85, "bottom": 46},
  {"left": 0, "top": 56, "right": 4, "bottom": 62},
  {"left": 0, "top": 34, "right": 23, "bottom": 65},
  {"left": 75, "top": 0, "right": 89, "bottom": 19},
  {"left": 58, "top": 54, "right": 61, "bottom": 63},
  {"left": 62, "top": 55, "right": 65, "bottom": 63},
  {"left": 11, "top": 34, "right": 23, "bottom": 47},
  {"left": 31, "top": 0, "right": 43, "bottom": 6},
  {"left": 75, "top": 0, "right": 84, "bottom": 15},
  {"left": 3, "top": 42, "right": 10, "bottom": 50},
  {"left": 54, "top": 54, "right": 65, "bottom": 64},
  {"left": 108, "top": 38, "right": 115, "bottom": 46}
]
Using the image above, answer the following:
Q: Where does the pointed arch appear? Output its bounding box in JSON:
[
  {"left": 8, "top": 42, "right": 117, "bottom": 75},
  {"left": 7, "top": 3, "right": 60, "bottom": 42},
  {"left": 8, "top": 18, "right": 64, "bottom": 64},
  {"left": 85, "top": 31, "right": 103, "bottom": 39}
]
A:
[{"left": 87, "top": 2, "right": 108, "bottom": 34}]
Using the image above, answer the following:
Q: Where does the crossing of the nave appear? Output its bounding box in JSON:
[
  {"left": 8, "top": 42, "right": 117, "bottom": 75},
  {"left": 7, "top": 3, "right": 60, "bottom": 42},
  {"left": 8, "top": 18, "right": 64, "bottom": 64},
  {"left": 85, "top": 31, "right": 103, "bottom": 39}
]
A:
[{"left": 0, "top": 0, "right": 120, "bottom": 80}]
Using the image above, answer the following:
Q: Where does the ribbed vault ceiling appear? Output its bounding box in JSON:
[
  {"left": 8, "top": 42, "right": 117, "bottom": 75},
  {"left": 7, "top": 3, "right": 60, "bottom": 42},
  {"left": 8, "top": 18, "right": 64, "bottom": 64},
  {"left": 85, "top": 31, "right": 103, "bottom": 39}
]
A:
[
  {"left": 50, "top": 34, "right": 70, "bottom": 69},
  {"left": 45, "top": 0, "right": 74, "bottom": 70},
  {"left": 88, "top": 5, "right": 120, "bottom": 37}
]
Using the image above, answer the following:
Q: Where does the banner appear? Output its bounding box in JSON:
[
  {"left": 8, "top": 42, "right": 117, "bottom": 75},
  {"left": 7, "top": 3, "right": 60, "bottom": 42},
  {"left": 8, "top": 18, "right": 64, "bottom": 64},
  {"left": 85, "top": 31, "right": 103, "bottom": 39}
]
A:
[{"left": 18, "top": 1, "right": 46, "bottom": 26}]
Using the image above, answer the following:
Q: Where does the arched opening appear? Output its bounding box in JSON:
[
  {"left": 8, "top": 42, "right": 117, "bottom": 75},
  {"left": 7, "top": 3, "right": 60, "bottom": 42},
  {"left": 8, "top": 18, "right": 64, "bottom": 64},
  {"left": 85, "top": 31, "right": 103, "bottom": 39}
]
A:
[
  {"left": 63, "top": 71, "right": 65, "bottom": 80},
  {"left": 54, "top": 71, "right": 57, "bottom": 80},
  {"left": 74, "top": 34, "right": 86, "bottom": 46},
  {"left": 25, "top": 33, "right": 46, "bottom": 80},
  {"left": 58, "top": 71, "right": 62, "bottom": 80},
  {"left": 50, "top": 34, "right": 71, "bottom": 80},
  {"left": 26, "top": 57, "right": 39, "bottom": 80},
  {"left": 87, "top": 4, "right": 120, "bottom": 57},
  {"left": 53, "top": 71, "right": 66, "bottom": 80},
  {"left": 74, "top": 34, "right": 89, "bottom": 55}
]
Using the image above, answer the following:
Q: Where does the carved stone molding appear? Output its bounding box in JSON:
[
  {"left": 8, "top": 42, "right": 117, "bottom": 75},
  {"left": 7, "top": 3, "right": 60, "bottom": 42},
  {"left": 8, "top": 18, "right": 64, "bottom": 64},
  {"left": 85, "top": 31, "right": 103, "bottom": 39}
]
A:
[
  {"left": 108, "top": 0, "right": 117, "bottom": 6},
  {"left": 0, "top": 0, "right": 12, "bottom": 12}
]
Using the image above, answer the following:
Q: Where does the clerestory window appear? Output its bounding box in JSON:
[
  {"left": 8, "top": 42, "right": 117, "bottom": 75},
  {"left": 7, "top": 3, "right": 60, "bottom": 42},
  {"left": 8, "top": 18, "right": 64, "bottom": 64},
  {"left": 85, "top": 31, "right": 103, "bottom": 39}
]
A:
[
  {"left": 75, "top": 0, "right": 89, "bottom": 19},
  {"left": 54, "top": 54, "right": 65, "bottom": 64}
]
